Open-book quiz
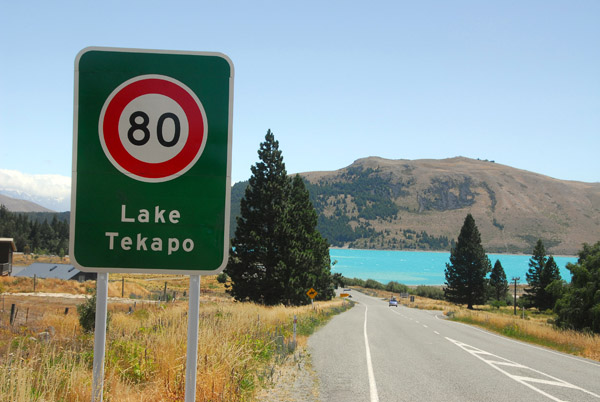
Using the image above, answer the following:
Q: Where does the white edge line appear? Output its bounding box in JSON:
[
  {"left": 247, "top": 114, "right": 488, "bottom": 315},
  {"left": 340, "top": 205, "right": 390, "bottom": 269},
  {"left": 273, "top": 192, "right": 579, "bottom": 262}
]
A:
[
  {"left": 436, "top": 314, "right": 600, "bottom": 368},
  {"left": 446, "top": 337, "right": 600, "bottom": 401},
  {"left": 364, "top": 305, "right": 380, "bottom": 402}
]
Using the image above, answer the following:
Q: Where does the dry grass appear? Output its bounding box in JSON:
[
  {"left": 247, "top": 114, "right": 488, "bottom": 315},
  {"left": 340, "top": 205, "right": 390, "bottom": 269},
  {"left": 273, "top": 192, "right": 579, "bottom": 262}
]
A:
[
  {"left": 0, "top": 283, "right": 349, "bottom": 402},
  {"left": 451, "top": 308, "right": 600, "bottom": 361},
  {"left": 12, "top": 253, "right": 70, "bottom": 266},
  {"left": 0, "top": 273, "right": 228, "bottom": 302}
]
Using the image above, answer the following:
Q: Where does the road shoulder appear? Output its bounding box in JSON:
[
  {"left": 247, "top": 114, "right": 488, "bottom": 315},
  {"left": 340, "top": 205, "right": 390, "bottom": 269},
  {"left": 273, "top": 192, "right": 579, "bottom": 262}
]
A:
[{"left": 255, "top": 347, "right": 320, "bottom": 402}]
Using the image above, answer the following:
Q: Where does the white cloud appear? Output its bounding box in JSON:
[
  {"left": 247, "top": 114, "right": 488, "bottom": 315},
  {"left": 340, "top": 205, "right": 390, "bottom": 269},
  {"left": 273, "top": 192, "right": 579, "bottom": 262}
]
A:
[{"left": 0, "top": 169, "right": 71, "bottom": 211}]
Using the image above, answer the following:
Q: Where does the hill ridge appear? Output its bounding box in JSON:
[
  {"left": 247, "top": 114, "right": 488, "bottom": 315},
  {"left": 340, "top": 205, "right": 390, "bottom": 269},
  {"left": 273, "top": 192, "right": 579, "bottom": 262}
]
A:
[{"left": 232, "top": 156, "right": 600, "bottom": 255}]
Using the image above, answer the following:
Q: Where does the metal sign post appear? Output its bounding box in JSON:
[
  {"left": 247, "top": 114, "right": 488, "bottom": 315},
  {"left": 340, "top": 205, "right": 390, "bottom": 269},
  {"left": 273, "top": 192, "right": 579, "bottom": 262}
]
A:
[
  {"left": 92, "top": 273, "right": 109, "bottom": 402},
  {"left": 71, "top": 47, "right": 233, "bottom": 401},
  {"left": 185, "top": 275, "right": 201, "bottom": 401}
]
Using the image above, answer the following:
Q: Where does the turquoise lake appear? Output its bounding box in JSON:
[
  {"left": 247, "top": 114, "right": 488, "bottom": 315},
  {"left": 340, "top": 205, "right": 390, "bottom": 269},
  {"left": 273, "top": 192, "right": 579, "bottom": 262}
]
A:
[{"left": 329, "top": 249, "right": 577, "bottom": 286}]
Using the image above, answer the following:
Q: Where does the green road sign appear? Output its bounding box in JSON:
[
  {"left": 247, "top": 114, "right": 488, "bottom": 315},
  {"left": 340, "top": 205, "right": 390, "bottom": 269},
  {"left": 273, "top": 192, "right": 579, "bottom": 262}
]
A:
[{"left": 71, "top": 47, "right": 234, "bottom": 274}]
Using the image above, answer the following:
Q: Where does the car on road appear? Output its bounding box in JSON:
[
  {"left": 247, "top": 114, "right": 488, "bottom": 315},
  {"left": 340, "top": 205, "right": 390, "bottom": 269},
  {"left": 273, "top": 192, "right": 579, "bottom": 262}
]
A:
[{"left": 389, "top": 298, "right": 398, "bottom": 307}]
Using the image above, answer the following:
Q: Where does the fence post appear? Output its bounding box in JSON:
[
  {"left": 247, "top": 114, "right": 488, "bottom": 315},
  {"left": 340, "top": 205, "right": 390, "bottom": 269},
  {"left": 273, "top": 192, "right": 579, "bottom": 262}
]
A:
[
  {"left": 293, "top": 315, "right": 297, "bottom": 349},
  {"left": 10, "top": 304, "right": 16, "bottom": 326}
]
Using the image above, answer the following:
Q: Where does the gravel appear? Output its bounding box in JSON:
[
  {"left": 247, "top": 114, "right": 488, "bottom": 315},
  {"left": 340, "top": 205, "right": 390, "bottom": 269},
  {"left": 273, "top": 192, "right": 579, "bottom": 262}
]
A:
[{"left": 255, "top": 347, "right": 321, "bottom": 402}]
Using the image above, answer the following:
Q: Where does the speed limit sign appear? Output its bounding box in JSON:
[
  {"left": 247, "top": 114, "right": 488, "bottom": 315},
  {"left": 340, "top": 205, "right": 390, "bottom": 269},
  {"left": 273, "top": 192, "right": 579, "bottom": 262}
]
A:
[
  {"left": 99, "top": 74, "right": 208, "bottom": 182},
  {"left": 71, "top": 47, "right": 233, "bottom": 274}
]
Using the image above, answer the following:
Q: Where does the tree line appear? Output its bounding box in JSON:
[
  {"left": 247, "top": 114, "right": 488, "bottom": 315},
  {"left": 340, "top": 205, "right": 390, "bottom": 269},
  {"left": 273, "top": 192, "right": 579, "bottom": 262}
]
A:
[
  {"left": 444, "top": 213, "right": 600, "bottom": 334},
  {"left": 0, "top": 205, "right": 69, "bottom": 256}
]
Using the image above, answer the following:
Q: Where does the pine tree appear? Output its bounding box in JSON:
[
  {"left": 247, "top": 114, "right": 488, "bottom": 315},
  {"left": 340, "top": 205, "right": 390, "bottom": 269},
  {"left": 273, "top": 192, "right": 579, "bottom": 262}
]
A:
[
  {"left": 226, "top": 130, "right": 333, "bottom": 305},
  {"left": 525, "top": 239, "right": 547, "bottom": 308},
  {"left": 444, "top": 214, "right": 491, "bottom": 309},
  {"left": 280, "top": 175, "right": 334, "bottom": 304},
  {"left": 489, "top": 259, "right": 509, "bottom": 301},
  {"left": 541, "top": 256, "right": 562, "bottom": 310},
  {"left": 524, "top": 239, "right": 561, "bottom": 310},
  {"left": 227, "top": 130, "right": 290, "bottom": 305}
]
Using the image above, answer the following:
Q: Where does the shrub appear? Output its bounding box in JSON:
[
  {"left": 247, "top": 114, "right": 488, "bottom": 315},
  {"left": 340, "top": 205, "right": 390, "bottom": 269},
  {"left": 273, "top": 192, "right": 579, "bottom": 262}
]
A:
[
  {"left": 342, "top": 277, "right": 365, "bottom": 287},
  {"left": 386, "top": 281, "right": 408, "bottom": 294},
  {"left": 414, "top": 285, "right": 444, "bottom": 300},
  {"left": 77, "top": 292, "right": 111, "bottom": 333},
  {"left": 217, "top": 272, "right": 229, "bottom": 284},
  {"left": 364, "top": 279, "right": 385, "bottom": 290},
  {"left": 490, "top": 300, "right": 507, "bottom": 309}
]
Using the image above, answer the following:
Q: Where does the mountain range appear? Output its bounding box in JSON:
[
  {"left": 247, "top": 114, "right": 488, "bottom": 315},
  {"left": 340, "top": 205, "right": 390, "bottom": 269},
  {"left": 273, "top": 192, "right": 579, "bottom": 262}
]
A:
[
  {"left": 3, "top": 157, "right": 599, "bottom": 256},
  {"left": 0, "top": 193, "right": 55, "bottom": 213},
  {"left": 232, "top": 156, "right": 600, "bottom": 255}
]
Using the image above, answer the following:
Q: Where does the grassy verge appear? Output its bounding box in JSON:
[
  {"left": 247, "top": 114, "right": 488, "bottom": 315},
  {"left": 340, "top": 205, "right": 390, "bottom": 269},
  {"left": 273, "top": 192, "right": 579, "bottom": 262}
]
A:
[
  {"left": 449, "top": 309, "right": 600, "bottom": 360},
  {"left": 0, "top": 293, "right": 351, "bottom": 402}
]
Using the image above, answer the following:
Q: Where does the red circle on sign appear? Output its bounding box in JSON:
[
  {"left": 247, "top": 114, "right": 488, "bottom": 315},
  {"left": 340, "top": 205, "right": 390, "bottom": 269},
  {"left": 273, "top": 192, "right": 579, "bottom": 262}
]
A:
[{"left": 99, "top": 75, "right": 206, "bottom": 182}]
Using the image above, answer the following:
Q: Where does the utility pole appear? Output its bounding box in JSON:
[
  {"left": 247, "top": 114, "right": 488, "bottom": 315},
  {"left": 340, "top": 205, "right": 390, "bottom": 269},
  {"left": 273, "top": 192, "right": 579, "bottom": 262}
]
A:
[{"left": 512, "top": 277, "right": 520, "bottom": 315}]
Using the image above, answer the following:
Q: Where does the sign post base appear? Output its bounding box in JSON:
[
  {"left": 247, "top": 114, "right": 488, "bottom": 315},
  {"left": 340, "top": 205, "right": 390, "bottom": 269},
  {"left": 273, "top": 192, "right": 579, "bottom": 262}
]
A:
[
  {"left": 92, "top": 273, "right": 109, "bottom": 401},
  {"left": 185, "top": 275, "right": 201, "bottom": 401}
]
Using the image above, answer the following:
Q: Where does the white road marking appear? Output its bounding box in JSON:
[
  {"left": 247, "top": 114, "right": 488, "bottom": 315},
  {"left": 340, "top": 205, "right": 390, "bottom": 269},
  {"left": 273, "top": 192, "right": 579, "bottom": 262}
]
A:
[
  {"left": 447, "top": 337, "right": 600, "bottom": 401},
  {"left": 440, "top": 316, "right": 600, "bottom": 369},
  {"left": 364, "top": 305, "right": 380, "bottom": 402}
]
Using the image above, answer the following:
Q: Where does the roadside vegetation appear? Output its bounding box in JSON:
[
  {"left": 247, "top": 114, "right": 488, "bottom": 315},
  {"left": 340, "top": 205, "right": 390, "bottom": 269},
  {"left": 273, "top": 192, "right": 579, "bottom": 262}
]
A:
[{"left": 0, "top": 274, "right": 350, "bottom": 401}]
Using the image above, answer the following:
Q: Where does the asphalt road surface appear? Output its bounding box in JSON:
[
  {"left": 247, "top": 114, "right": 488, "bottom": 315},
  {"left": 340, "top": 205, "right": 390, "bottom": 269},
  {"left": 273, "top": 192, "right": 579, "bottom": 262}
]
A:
[{"left": 309, "top": 290, "right": 600, "bottom": 402}]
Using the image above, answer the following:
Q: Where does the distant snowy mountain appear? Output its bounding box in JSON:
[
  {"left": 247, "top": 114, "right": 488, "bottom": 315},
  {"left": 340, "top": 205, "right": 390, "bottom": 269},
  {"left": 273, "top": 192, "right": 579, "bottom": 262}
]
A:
[
  {"left": 0, "top": 170, "right": 70, "bottom": 212},
  {"left": 0, "top": 193, "right": 55, "bottom": 212},
  {"left": 0, "top": 190, "right": 70, "bottom": 212}
]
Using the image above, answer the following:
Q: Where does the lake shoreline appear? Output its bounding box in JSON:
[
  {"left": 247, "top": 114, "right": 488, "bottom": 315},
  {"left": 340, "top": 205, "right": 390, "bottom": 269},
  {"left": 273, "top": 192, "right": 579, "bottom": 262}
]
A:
[{"left": 329, "top": 248, "right": 577, "bottom": 286}]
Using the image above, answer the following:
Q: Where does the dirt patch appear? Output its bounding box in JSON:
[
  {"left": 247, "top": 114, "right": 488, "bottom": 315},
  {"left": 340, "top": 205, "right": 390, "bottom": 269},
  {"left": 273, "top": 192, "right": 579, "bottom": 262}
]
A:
[{"left": 256, "top": 347, "right": 321, "bottom": 402}]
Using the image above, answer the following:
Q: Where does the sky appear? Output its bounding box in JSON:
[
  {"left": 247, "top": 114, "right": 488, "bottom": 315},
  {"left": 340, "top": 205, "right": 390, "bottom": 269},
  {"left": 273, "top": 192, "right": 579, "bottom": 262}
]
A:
[{"left": 0, "top": 1, "right": 599, "bottom": 211}]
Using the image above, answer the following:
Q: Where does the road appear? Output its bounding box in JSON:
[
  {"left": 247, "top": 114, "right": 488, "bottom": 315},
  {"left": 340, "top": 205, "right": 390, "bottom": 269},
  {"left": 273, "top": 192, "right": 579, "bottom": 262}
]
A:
[{"left": 309, "top": 290, "right": 600, "bottom": 402}]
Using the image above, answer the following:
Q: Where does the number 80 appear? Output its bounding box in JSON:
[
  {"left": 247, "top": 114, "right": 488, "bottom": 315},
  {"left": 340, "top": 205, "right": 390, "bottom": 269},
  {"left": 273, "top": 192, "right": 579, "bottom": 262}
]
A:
[{"left": 128, "top": 111, "right": 181, "bottom": 147}]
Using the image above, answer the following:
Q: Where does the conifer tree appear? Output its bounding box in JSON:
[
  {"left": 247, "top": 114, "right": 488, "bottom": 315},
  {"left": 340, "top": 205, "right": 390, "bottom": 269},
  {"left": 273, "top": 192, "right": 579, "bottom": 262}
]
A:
[
  {"left": 525, "top": 239, "right": 562, "bottom": 310},
  {"left": 489, "top": 259, "right": 509, "bottom": 301},
  {"left": 541, "top": 256, "right": 562, "bottom": 309},
  {"left": 280, "top": 175, "right": 334, "bottom": 304},
  {"left": 226, "top": 130, "right": 333, "bottom": 305},
  {"left": 227, "top": 130, "right": 289, "bottom": 304},
  {"left": 444, "top": 214, "right": 491, "bottom": 309},
  {"left": 525, "top": 239, "right": 547, "bottom": 307}
]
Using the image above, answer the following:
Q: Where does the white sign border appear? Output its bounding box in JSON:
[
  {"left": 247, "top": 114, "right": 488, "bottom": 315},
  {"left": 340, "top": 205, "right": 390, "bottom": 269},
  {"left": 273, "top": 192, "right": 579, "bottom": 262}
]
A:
[{"left": 70, "top": 46, "right": 234, "bottom": 276}]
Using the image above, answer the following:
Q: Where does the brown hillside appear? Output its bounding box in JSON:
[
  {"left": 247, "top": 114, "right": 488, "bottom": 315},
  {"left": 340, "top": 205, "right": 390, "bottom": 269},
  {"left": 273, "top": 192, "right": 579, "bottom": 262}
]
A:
[{"left": 301, "top": 157, "right": 600, "bottom": 255}]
